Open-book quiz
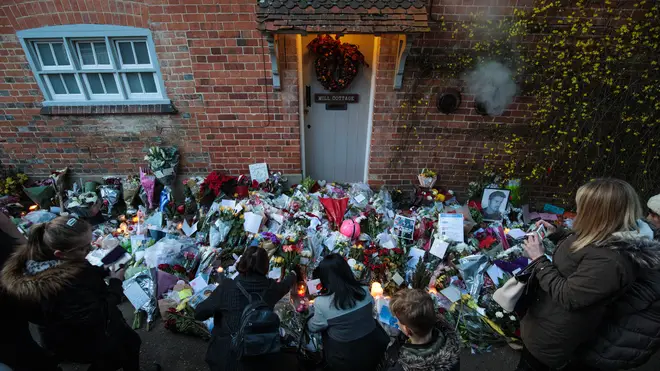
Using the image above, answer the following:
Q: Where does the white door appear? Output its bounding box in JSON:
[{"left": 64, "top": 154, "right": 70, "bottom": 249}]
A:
[{"left": 302, "top": 34, "right": 374, "bottom": 183}]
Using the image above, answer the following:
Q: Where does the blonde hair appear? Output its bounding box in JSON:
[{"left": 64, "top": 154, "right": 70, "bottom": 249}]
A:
[
  {"left": 27, "top": 216, "right": 92, "bottom": 261},
  {"left": 572, "top": 178, "right": 643, "bottom": 250}
]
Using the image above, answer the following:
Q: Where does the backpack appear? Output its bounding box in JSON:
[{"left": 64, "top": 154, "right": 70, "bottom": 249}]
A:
[{"left": 229, "top": 281, "right": 281, "bottom": 360}]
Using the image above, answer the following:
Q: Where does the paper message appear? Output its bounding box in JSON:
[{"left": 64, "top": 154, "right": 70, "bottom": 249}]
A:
[
  {"left": 507, "top": 228, "right": 527, "bottom": 239},
  {"left": 221, "top": 199, "right": 236, "bottom": 208},
  {"left": 144, "top": 212, "right": 163, "bottom": 228},
  {"left": 189, "top": 275, "right": 208, "bottom": 294},
  {"left": 124, "top": 283, "right": 150, "bottom": 310},
  {"left": 306, "top": 278, "right": 322, "bottom": 295},
  {"left": 249, "top": 163, "right": 269, "bottom": 183},
  {"left": 430, "top": 239, "right": 450, "bottom": 259},
  {"left": 394, "top": 215, "right": 415, "bottom": 240},
  {"left": 243, "top": 212, "right": 263, "bottom": 234},
  {"left": 440, "top": 286, "right": 462, "bottom": 303},
  {"left": 487, "top": 265, "right": 506, "bottom": 287},
  {"left": 392, "top": 273, "right": 404, "bottom": 286},
  {"left": 182, "top": 220, "right": 198, "bottom": 237},
  {"left": 354, "top": 194, "right": 366, "bottom": 204},
  {"left": 438, "top": 213, "right": 464, "bottom": 242},
  {"left": 407, "top": 247, "right": 425, "bottom": 268}
]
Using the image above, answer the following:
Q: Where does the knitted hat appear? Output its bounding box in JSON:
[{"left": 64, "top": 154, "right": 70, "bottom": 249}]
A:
[{"left": 648, "top": 194, "right": 660, "bottom": 215}]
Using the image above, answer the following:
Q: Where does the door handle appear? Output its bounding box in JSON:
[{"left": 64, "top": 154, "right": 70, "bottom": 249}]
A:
[{"left": 306, "top": 86, "right": 311, "bottom": 108}]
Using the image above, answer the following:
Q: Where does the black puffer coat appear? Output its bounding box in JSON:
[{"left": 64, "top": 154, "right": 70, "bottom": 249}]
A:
[
  {"left": 195, "top": 272, "right": 297, "bottom": 371},
  {"left": 578, "top": 237, "right": 660, "bottom": 370},
  {"left": 0, "top": 245, "right": 140, "bottom": 366}
]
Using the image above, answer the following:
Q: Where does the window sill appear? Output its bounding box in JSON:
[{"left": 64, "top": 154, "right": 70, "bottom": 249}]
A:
[{"left": 40, "top": 103, "right": 177, "bottom": 116}]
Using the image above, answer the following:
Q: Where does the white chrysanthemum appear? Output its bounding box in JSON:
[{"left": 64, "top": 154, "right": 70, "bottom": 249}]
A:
[{"left": 495, "top": 311, "right": 504, "bottom": 318}]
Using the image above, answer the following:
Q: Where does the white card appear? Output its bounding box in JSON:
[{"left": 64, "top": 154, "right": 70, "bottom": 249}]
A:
[
  {"left": 487, "top": 265, "right": 506, "bottom": 287},
  {"left": 440, "top": 286, "right": 462, "bottom": 303},
  {"left": 124, "top": 283, "right": 150, "bottom": 310},
  {"left": 392, "top": 273, "right": 404, "bottom": 286},
  {"left": 243, "top": 212, "right": 263, "bottom": 234},
  {"left": 354, "top": 194, "right": 366, "bottom": 204},
  {"left": 249, "top": 163, "right": 269, "bottom": 183},
  {"left": 430, "top": 239, "right": 450, "bottom": 259},
  {"left": 234, "top": 203, "right": 243, "bottom": 213},
  {"left": 438, "top": 213, "right": 464, "bottom": 242},
  {"left": 407, "top": 247, "right": 425, "bottom": 268},
  {"left": 189, "top": 275, "right": 208, "bottom": 294},
  {"left": 507, "top": 228, "right": 527, "bottom": 240},
  {"left": 144, "top": 212, "right": 163, "bottom": 228},
  {"left": 182, "top": 220, "right": 198, "bottom": 237},
  {"left": 221, "top": 199, "right": 236, "bottom": 208},
  {"left": 271, "top": 213, "right": 284, "bottom": 224},
  {"left": 268, "top": 267, "right": 282, "bottom": 280},
  {"left": 306, "top": 278, "right": 322, "bottom": 295}
]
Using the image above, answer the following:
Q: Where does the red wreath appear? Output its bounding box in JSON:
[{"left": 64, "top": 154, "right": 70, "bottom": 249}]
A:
[{"left": 307, "top": 35, "right": 368, "bottom": 92}]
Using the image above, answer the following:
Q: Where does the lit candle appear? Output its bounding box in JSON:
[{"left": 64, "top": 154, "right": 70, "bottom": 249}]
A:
[
  {"left": 428, "top": 287, "right": 438, "bottom": 295},
  {"left": 504, "top": 228, "right": 511, "bottom": 235},
  {"left": 297, "top": 283, "right": 306, "bottom": 297},
  {"left": 29, "top": 205, "right": 38, "bottom": 211},
  {"left": 132, "top": 216, "right": 139, "bottom": 223},
  {"left": 370, "top": 282, "right": 384, "bottom": 298},
  {"left": 177, "top": 222, "right": 183, "bottom": 230},
  {"left": 216, "top": 266, "right": 224, "bottom": 273}
]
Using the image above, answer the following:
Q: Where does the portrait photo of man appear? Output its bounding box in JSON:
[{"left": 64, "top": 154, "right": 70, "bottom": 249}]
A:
[{"left": 481, "top": 189, "right": 510, "bottom": 221}]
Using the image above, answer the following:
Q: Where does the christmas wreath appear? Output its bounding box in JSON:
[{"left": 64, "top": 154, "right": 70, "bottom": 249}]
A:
[{"left": 307, "top": 35, "right": 368, "bottom": 92}]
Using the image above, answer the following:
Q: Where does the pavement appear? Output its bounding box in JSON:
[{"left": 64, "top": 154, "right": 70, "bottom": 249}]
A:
[{"left": 57, "top": 302, "right": 660, "bottom": 371}]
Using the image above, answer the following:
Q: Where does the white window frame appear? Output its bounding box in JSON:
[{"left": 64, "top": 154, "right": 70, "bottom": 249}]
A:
[
  {"left": 43, "top": 73, "right": 85, "bottom": 101},
  {"left": 82, "top": 73, "right": 123, "bottom": 101},
  {"left": 17, "top": 25, "right": 169, "bottom": 106},
  {"left": 74, "top": 40, "right": 113, "bottom": 70},
  {"left": 115, "top": 39, "right": 153, "bottom": 69},
  {"left": 34, "top": 41, "right": 73, "bottom": 71}
]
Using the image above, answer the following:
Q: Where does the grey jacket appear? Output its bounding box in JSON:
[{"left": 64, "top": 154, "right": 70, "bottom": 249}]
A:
[{"left": 308, "top": 286, "right": 376, "bottom": 342}]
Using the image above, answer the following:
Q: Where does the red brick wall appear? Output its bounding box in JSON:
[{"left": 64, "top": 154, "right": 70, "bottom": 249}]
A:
[
  {"left": 369, "top": 0, "right": 536, "bottom": 198},
  {"left": 0, "top": 0, "right": 301, "bottom": 177}
]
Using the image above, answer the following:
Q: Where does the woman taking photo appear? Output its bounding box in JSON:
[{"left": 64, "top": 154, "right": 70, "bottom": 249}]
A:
[
  {"left": 195, "top": 245, "right": 297, "bottom": 371},
  {"left": 308, "top": 253, "right": 389, "bottom": 371},
  {"left": 519, "top": 178, "right": 660, "bottom": 371},
  {"left": 1, "top": 216, "right": 143, "bottom": 371}
]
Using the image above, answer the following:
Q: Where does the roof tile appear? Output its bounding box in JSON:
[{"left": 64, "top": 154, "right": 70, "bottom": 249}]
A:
[{"left": 257, "top": 0, "right": 429, "bottom": 33}]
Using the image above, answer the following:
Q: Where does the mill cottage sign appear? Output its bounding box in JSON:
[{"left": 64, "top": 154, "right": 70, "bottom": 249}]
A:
[{"left": 314, "top": 94, "right": 360, "bottom": 104}]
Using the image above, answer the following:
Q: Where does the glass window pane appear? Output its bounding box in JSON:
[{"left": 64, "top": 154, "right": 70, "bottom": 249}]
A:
[
  {"left": 47, "top": 75, "right": 66, "bottom": 94},
  {"left": 141, "top": 73, "right": 157, "bottom": 93},
  {"left": 134, "top": 42, "right": 150, "bottom": 64},
  {"left": 101, "top": 74, "right": 118, "bottom": 94},
  {"left": 37, "top": 43, "right": 55, "bottom": 66},
  {"left": 62, "top": 74, "right": 79, "bottom": 94},
  {"left": 51, "top": 43, "right": 69, "bottom": 65},
  {"left": 78, "top": 42, "right": 95, "bottom": 65},
  {"left": 94, "top": 42, "right": 110, "bottom": 65},
  {"left": 118, "top": 42, "right": 135, "bottom": 65},
  {"left": 87, "top": 74, "right": 104, "bottom": 94},
  {"left": 126, "top": 73, "right": 142, "bottom": 93}
]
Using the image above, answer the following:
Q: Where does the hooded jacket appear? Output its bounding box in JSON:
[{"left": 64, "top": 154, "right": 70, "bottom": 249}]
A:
[
  {"left": 521, "top": 224, "right": 660, "bottom": 369},
  {"left": 0, "top": 246, "right": 128, "bottom": 363},
  {"left": 578, "top": 237, "right": 660, "bottom": 370},
  {"left": 386, "top": 321, "right": 460, "bottom": 371}
]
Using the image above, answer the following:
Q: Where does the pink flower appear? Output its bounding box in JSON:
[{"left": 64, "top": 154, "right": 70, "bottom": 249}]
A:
[{"left": 282, "top": 245, "right": 294, "bottom": 253}]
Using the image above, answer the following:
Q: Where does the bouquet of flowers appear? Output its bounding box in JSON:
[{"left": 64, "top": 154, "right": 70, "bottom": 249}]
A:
[
  {"left": 0, "top": 172, "right": 28, "bottom": 197},
  {"left": 144, "top": 146, "right": 179, "bottom": 186},
  {"left": 139, "top": 168, "right": 156, "bottom": 209},
  {"left": 200, "top": 171, "right": 235, "bottom": 199},
  {"left": 418, "top": 168, "right": 437, "bottom": 188},
  {"left": 65, "top": 191, "right": 102, "bottom": 218},
  {"left": 100, "top": 176, "right": 121, "bottom": 216},
  {"left": 208, "top": 206, "right": 238, "bottom": 248},
  {"left": 122, "top": 175, "right": 141, "bottom": 213},
  {"left": 164, "top": 306, "right": 211, "bottom": 340},
  {"left": 259, "top": 231, "right": 281, "bottom": 257},
  {"left": 446, "top": 294, "right": 505, "bottom": 353},
  {"left": 23, "top": 176, "right": 56, "bottom": 208}
]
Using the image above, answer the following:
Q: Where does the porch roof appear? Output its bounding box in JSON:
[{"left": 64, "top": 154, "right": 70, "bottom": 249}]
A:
[{"left": 256, "top": 0, "right": 430, "bottom": 34}]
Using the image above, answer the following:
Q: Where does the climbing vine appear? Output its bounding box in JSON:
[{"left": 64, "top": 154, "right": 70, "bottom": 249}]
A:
[{"left": 390, "top": 0, "right": 659, "bottom": 205}]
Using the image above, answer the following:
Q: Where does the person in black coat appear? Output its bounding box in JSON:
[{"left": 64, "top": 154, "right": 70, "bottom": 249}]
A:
[
  {"left": 195, "top": 245, "right": 297, "bottom": 371},
  {"left": 0, "top": 216, "right": 142, "bottom": 371},
  {"left": 0, "top": 213, "right": 60, "bottom": 371}
]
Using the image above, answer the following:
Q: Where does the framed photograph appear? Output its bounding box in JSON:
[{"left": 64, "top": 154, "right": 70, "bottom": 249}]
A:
[
  {"left": 481, "top": 188, "right": 510, "bottom": 221},
  {"left": 393, "top": 215, "right": 416, "bottom": 240}
]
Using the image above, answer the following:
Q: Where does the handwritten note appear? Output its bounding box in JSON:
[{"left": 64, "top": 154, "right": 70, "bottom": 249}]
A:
[{"left": 438, "top": 213, "right": 464, "bottom": 242}]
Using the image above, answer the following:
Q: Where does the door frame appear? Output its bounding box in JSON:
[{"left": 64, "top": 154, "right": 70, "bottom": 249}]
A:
[{"left": 296, "top": 34, "right": 381, "bottom": 183}]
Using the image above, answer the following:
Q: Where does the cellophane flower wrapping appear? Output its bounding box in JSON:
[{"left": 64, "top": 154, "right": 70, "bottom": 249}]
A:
[
  {"left": 319, "top": 197, "right": 349, "bottom": 230},
  {"left": 458, "top": 254, "right": 489, "bottom": 298},
  {"left": 140, "top": 168, "right": 156, "bottom": 209},
  {"left": 210, "top": 220, "right": 232, "bottom": 248},
  {"left": 144, "top": 146, "right": 179, "bottom": 186},
  {"left": 446, "top": 295, "right": 505, "bottom": 353},
  {"left": 122, "top": 175, "right": 141, "bottom": 212},
  {"left": 123, "top": 268, "right": 158, "bottom": 327},
  {"left": 144, "top": 238, "right": 184, "bottom": 268},
  {"left": 100, "top": 182, "right": 120, "bottom": 216}
]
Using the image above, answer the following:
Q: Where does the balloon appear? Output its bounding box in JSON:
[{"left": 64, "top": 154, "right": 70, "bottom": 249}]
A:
[{"left": 340, "top": 219, "right": 361, "bottom": 240}]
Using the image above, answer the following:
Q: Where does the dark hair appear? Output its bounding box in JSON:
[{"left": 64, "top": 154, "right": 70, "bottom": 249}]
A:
[
  {"left": 316, "top": 253, "right": 366, "bottom": 310},
  {"left": 390, "top": 289, "right": 436, "bottom": 337},
  {"left": 237, "top": 246, "right": 269, "bottom": 276},
  {"left": 0, "top": 228, "right": 18, "bottom": 267},
  {"left": 27, "top": 216, "right": 91, "bottom": 261},
  {"left": 489, "top": 191, "right": 506, "bottom": 200}
]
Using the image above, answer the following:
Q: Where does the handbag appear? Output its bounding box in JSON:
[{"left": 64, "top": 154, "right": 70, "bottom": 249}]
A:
[{"left": 493, "top": 259, "right": 541, "bottom": 313}]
